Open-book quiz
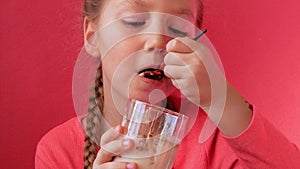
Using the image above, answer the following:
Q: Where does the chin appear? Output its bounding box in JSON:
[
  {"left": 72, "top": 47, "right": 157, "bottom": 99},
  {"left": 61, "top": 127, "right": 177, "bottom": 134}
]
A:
[
  {"left": 129, "top": 94, "right": 162, "bottom": 104},
  {"left": 127, "top": 74, "right": 176, "bottom": 103},
  {"left": 129, "top": 85, "right": 176, "bottom": 104}
]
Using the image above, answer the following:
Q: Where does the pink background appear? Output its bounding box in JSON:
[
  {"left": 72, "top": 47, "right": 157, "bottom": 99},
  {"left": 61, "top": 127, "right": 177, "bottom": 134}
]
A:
[{"left": 0, "top": 0, "right": 299, "bottom": 168}]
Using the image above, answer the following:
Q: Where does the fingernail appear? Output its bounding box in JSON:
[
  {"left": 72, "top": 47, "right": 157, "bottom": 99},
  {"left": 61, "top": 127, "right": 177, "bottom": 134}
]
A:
[
  {"left": 126, "top": 163, "right": 136, "bottom": 169},
  {"left": 114, "top": 125, "right": 124, "bottom": 133},
  {"left": 114, "top": 125, "right": 121, "bottom": 132},
  {"left": 167, "top": 40, "right": 176, "bottom": 50},
  {"left": 170, "top": 40, "right": 176, "bottom": 47},
  {"left": 122, "top": 139, "right": 130, "bottom": 148}
]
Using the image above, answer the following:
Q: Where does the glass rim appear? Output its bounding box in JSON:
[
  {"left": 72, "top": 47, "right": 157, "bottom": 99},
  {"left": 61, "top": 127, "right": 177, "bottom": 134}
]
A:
[{"left": 128, "top": 99, "right": 189, "bottom": 120}]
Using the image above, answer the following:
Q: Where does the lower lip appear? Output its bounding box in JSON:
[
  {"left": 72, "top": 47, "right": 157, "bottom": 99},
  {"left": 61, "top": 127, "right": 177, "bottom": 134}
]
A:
[{"left": 138, "top": 75, "right": 165, "bottom": 84}]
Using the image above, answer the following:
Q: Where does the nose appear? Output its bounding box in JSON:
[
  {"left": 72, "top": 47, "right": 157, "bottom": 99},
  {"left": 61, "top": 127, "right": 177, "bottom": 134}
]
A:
[{"left": 144, "top": 34, "right": 170, "bottom": 52}]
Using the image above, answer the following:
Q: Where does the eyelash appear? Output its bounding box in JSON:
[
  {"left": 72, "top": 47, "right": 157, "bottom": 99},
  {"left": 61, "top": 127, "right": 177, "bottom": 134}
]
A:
[
  {"left": 122, "top": 19, "right": 146, "bottom": 27},
  {"left": 122, "top": 19, "right": 188, "bottom": 36},
  {"left": 168, "top": 26, "right": 188, "bottom": 36},
  {"left": 125, "top": 21, "right": 146, "bottom": 27}
]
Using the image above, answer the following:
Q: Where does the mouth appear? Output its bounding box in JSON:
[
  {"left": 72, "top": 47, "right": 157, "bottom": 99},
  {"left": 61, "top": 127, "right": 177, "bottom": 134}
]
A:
[{"left": 138, "top": 68, "right": 165, "bottom": 81}]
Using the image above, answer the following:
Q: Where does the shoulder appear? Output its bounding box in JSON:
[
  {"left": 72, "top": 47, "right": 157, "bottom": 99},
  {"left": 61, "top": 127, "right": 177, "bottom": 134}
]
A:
[
  {"left": 38, "top": 117, "right": 84, "bottom": 146},
  {"left": 35, "top": 117, "right": 85, "bottom": 168}
]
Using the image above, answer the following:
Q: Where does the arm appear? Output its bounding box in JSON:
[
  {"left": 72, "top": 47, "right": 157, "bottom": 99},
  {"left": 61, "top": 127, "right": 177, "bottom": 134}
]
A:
[
  {"left": 223, "top": 108, "right": 300, "bottom": 169},
  {"left": 164, "top": 37, "right": 300, "bottom": 168},
  {"left": 221, "top": 84, "right": 300, "bottom": 168}
]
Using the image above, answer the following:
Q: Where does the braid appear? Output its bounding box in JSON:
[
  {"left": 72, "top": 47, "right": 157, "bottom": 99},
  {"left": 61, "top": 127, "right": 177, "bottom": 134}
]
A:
[{"left": 84, "top": 65, "right": 103, "bottom": 169}]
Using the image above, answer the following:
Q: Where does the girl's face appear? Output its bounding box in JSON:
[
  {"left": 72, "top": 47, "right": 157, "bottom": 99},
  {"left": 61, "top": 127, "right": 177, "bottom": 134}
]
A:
[{"left": 90, "top": 0, "right": 198, "bottom": 105}]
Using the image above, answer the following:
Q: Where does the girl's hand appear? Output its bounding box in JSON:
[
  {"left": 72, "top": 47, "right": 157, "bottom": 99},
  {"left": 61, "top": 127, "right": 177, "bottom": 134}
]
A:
[
  {"left": 164, "top": 37, "right": 253, "bottom": 137},
  {"left": 164, "top": 37, "right": 212, "bottom": 109},
  {"left": 93, "top": 125, "right": 138, "bottom": 169}
]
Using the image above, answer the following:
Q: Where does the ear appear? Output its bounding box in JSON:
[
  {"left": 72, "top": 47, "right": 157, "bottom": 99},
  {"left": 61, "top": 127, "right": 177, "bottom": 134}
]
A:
[{"left": 83, "top": 17, "right": 100, "bottom": 57}]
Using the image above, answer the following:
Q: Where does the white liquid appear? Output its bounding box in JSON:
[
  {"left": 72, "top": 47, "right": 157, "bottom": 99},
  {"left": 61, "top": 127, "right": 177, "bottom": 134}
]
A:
[{"left": 114, "top": 138, "right": 179, "bottom": 169}]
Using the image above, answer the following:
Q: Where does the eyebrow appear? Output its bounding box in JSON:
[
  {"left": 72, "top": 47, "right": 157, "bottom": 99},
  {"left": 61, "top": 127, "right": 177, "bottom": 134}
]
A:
[
  {"left": 121, "top": 0, "right": 147, "bottom": 8},
  {"left": 119, "top": 0, "right": 195, "bottom": 20},
  {"left": 175, "top": 8, "right": 195, "bottom": 20}
]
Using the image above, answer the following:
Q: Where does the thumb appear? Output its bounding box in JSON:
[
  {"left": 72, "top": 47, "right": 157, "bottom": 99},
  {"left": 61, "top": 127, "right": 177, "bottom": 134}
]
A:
[{"left": 166, "top": 37, "right": 193, "bottom": 53}]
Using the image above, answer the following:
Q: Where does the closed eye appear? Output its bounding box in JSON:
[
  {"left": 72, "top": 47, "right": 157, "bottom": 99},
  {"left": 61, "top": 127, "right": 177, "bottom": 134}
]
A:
[
  {"left": 168, "top": 26, "right": 188, "bottom": 37},
  {"left": 127, "top": 21, "right": 145, "bottom": 26},
  {"left": 122, "top": 17, "right": 146, "bottom": 27}
]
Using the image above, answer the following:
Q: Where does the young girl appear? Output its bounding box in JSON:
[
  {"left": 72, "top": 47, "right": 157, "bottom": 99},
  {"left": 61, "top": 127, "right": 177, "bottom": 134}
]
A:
[{"left": 35, "top": 0, "right": 300, "bottom": 168}]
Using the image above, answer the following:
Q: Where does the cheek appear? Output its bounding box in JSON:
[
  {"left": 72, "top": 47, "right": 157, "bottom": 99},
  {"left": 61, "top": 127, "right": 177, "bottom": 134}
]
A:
[
  {"left": 101, "top": 37, "right": 144, "bottom": 76},
  {"left": 101, "top": 37, "right": 144, "bottom": 95}
]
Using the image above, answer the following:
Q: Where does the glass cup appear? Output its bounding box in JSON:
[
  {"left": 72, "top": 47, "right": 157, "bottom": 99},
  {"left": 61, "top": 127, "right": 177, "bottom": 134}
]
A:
[{"left": 114, "top": 99, "right": 188, "bottom": 169}]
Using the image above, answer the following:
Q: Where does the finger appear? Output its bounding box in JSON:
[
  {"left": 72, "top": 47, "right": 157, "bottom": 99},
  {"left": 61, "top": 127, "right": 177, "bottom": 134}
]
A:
[
  {"left": 101, "top": 125, "right": 124, "bottom": 146},
  {"left": 170, "top": 78, "right": 201, "bottom": 104},
  {"left": 164, "top": 65, "right": 191, "bottom": 79},
  {"left": 94, "top": 162, "right": 137, "bottom": 169},
  {"left": 164, "top": 52, "right": 201, "bottom": 66},
  {"left": 170, "top": 74, "right": 198, "bottom": 89},
  {"left": 166, "top": 37, "right": 193, "bottom": 53},
  {"left": 164, "top": 52, "right": 186, "bottom": 66},
  {"left": 102, "top": 138, "right": 134, "bottom": 156},
  {"left": 95, "top": 139, "right": 134, "bottom": 165}
]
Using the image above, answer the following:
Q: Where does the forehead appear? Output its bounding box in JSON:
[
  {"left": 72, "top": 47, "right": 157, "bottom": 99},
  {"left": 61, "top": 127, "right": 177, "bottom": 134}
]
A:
[
  {"left": 107, "top": 0, "right": 198, "bottom": 18},
  {"left": 121, "top": 0, "right": 196, "bottom": 7}
]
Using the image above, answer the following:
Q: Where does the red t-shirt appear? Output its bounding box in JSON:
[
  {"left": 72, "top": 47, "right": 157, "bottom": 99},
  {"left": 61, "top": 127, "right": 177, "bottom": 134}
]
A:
[{"left": 35, "top": 110, "right": 300, "bottom": 169}]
